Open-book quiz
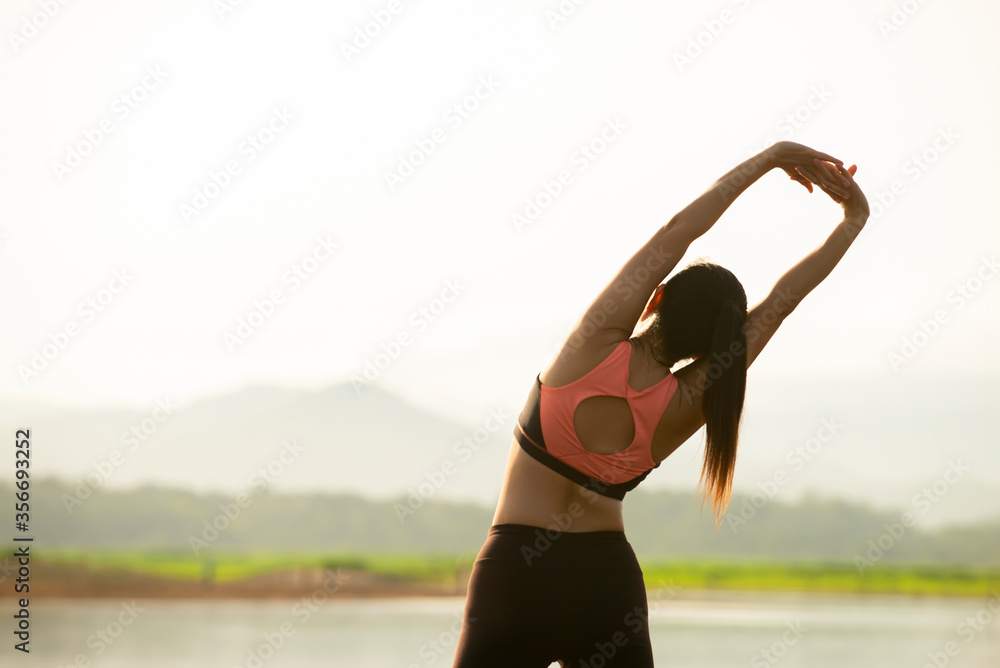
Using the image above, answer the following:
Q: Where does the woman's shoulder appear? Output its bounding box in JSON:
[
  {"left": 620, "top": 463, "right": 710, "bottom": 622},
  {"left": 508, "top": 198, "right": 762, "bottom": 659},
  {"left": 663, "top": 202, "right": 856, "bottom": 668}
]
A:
[{"left": 538, "top": 338, "right": 630, "bottom": 388}]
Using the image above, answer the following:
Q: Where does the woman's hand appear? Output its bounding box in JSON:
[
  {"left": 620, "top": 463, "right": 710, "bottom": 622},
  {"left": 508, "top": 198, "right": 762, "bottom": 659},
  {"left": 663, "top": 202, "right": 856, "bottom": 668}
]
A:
[
  {"left": 813, "top": 161, "right": 870, "bottom": 221},
  {"left": 767, "top": 141, "right": 852, "bottom": 200}
]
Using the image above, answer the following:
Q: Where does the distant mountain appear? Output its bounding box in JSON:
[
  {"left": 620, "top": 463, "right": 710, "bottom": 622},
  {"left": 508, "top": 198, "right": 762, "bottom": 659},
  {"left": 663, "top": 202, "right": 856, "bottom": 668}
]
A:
[
  {"left": 1, "top": 373, "right": 998, "bottom": 529},
  {"left": 0, "top": 381, "right": 514, "bottom": 502},
  {"left": 5, "top": 479, "right": 998, "bottom": 567}
]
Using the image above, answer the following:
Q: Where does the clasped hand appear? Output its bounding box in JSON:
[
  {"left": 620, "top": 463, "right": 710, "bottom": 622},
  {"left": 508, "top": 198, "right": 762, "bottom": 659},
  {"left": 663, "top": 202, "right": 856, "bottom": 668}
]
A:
[{"left": 767, "top": 141, "right": 870, "bottom": 220}]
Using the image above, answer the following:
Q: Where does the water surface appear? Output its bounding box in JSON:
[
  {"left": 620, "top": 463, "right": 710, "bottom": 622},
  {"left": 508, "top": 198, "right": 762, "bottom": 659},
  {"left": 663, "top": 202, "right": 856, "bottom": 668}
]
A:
[{"left": 20, "top": 590, "right": 1000, "bottom": 667}]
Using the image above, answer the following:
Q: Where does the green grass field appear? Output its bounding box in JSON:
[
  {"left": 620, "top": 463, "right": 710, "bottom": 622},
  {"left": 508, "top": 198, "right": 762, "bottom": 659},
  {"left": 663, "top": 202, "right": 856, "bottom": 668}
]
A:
[
  {"left": 20, "top": 548, "right": 1000, "bottom": 597},
  {"left": 639, "top": 560, "right": 1000, "bottom": 597}
]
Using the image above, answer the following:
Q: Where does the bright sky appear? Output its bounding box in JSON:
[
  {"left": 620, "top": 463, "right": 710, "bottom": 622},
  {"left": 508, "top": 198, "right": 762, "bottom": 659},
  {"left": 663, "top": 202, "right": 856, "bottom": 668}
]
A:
[{"left": 1, "top": 0, "right": 998, "bottom": 423}]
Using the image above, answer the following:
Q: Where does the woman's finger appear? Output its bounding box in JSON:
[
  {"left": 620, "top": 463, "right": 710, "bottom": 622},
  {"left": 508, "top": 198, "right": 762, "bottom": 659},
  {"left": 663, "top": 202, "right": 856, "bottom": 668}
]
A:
[
  {"left": 837, "top": 163, "right": 854, "bottom": 183},
  {"left": 799, "top": 164, "right": 850, "bottom": 199},
  {"left": 788, "top": 169, "right": 813, "bottom": 191},
  {"left": 813, "top": 159, "right": 851, "bottom": 188},
  {"left": 809, "top": 149, "right": 844, "bottom": 166},
  {"left": 819, "top": 182, "right": 848, "bottom": 201},
  {"left": 795, "top": 164, "right": 822, "bottom": 185},
  {"left": 811, "top": 161, "right": 851, "bottom": 198},
  {"left": 791, "top": 167, "right": 814, "bottom": 192}
]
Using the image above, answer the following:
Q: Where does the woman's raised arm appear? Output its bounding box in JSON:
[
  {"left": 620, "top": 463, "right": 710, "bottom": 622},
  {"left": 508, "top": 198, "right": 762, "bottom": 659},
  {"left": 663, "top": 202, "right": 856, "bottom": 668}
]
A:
[
  {"left": 558, "top": 143, "right": 851, "bottom": 357},
  {"left": 745, "top": 163, "right": 870, "bottom": 368},
  {"left": 669, "top": 142, "right": 850, "bottom": 245}
]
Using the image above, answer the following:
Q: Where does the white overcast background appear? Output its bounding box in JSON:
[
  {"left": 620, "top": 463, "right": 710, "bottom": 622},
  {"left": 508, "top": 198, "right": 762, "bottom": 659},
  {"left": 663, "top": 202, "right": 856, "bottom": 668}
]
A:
[{"left": 1, "top": 1, "right": 998, "bottom": 511}]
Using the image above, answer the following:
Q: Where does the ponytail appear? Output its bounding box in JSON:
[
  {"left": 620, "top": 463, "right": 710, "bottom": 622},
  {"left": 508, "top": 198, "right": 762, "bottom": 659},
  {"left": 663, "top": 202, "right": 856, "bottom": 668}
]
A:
[{"left": 698, "top": 300, "right": 747, "bottom": 526}]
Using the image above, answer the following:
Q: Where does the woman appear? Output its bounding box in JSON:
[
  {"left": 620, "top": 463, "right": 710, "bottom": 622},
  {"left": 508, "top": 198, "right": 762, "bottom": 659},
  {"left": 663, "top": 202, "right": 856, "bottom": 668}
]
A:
[{"left": 452, "top": 141, "right": 870, "bottom": 667}]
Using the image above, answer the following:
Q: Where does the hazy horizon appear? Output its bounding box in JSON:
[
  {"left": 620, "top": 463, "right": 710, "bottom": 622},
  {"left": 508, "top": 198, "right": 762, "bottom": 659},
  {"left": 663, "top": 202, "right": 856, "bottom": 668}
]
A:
[{"left": 5, "top": 371, "right": 997, "bottom": 531}]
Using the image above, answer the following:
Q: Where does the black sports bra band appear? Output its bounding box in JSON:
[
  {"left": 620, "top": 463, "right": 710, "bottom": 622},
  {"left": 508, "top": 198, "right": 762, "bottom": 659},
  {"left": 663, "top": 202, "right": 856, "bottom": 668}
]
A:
[{"left": 514, "top": 425, "right": 652, "bottom": 500}]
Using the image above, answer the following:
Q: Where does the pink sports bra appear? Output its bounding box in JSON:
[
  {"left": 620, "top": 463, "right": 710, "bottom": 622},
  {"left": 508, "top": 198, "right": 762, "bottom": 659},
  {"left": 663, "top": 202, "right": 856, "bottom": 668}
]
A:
[{"left": 513, "top": 339, "right": 679, "bottom": 500}]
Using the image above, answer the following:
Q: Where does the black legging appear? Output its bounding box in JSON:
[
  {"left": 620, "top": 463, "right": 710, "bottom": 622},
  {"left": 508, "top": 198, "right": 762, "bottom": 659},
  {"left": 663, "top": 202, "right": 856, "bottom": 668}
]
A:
[{"left": 452, "top": 523, "right": 654, "bottom": 667}]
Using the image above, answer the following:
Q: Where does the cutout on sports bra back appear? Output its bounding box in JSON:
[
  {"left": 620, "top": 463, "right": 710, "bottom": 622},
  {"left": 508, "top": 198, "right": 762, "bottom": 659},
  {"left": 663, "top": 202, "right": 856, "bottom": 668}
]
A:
[{"left": 572, "top": 395, "right": 636, "bottom": 455}]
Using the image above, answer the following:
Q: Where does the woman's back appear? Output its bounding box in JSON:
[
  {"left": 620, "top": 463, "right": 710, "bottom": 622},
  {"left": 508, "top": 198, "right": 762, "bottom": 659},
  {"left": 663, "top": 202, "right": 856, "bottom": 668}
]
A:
[{"left": 491, "top": 336, "right": 704, "bottom": 532}]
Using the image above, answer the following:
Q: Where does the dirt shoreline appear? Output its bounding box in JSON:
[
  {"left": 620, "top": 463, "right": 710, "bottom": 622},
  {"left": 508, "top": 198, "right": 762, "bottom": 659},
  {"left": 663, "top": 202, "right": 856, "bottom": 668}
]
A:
[{"left": 1, "top": 562, "right": 469, "bottom": 599}]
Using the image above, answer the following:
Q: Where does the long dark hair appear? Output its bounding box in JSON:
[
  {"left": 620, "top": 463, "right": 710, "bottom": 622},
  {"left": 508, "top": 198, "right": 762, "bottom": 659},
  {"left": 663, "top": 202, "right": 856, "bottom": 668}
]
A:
[{"left": 647, "top": 260, "right": 748, "bottom": 525}]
